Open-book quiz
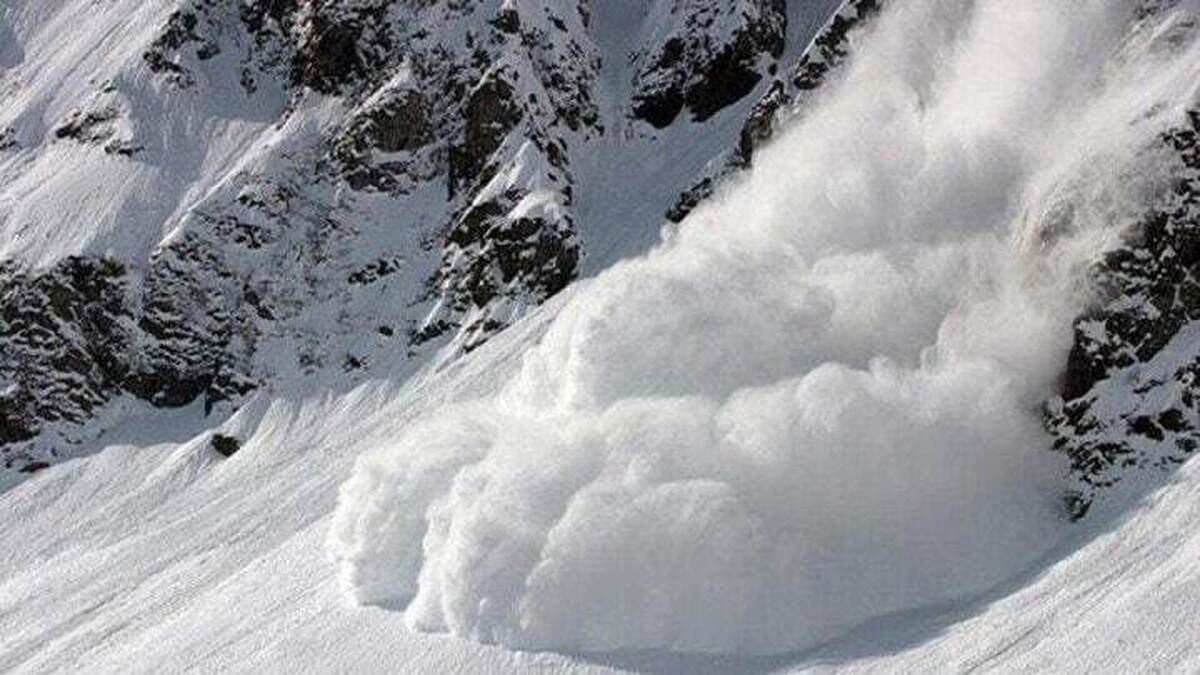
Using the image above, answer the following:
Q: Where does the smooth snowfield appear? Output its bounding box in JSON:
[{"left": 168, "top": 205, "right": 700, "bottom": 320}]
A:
[{"left": 331, "top": 0, "right": 1200, "bottom": 656}]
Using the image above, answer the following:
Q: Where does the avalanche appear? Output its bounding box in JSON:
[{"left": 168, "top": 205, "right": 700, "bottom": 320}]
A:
[
  {"left": 3, "top": 0, "right": 1200, "bottom": 672},
  {"left": 330, "top": 0, "right": 1200, "bottom": 657}
]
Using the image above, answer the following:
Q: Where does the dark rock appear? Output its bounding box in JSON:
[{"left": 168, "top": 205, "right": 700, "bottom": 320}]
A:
[
  {"left": 449, "top": 70, "right": 523, "bottom": 198},
  {"left": 0, "top": 257, "right": 133, "bottom": 446},
  {"left": 348, "top": 258, "right": 404, "bottom": 286},
  {"left": 143, "top": 7, "right": 221, "bottom": 88},
  {"left": 631, "top": 0, "right": 787, "bottom": 128},
  {"left": 792, "top": 0, "right": 879, "bottom": 91},
  {"left": 54, "top": 108, "right": 119, "bottom": 144},
  {"left": 493, "top": 7, "right": 520, "bottom": 34},
  {"left": 1047, "top": 110, "right": 1200, "bottom": 516},
  {"left": 367, "top": 91, "right": 431, "bottom": 153},
  {"left": 665, "top": 0, "right": 882, "bottom": 223},
  {"left": 293, "top": 13, "right": 364, "bottom": 93},
  {"left": 210, "top": 434, "right": 241, "bottom": 457}
]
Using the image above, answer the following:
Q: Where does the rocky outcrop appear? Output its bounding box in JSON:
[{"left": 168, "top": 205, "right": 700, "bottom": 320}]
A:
[
  {"left": 143, "top": 5, "right": 222, "bottom": 88},
  {"left": 631, "top": 0, "right": 787, "bottom": 128},
  {"left": 0, "top": 258, "right": 131, "bottom": 453},
  {"left": 0, "top": 243, "right": 256, "bottom": 469},
  {"left": 417, "top": 146, "right": 580, "bottom": 350},
  {"left": 1047, "top": 112, "right": 1200, "bottom": 517},
  {"left": 127, "top": 236, "right": 257, "bottom": 412},
  {"left": 2, "top": 0, "right": 870, "bottom": 479},
  {"left": 668, "top": 0, "right": 882, "bottom": 222}
]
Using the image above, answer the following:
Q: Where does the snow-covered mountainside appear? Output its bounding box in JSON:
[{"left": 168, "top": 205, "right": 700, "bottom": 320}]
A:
[
  {"left": 0, "top": 0, "right": 846, "bottom": 477},
  {"left": 6, "top": 0, "right": 1200, "bottom": 671}
]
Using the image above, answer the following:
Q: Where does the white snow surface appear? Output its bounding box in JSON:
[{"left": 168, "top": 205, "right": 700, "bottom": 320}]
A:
[
  {"left": 0, "top": 0, "right": 287, "bottom": 268},
  {"left": 329, "top": 0, "right": 1200, "bottom": 657},
  {"left": 5, "top": 0, "right": 1200, "bottom": 671},
  {"left": 5, "top": 300, "right": 1200, "bottom": 673}
]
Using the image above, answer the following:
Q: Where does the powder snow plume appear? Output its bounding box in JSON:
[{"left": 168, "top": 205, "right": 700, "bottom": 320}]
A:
[{"left": 330, "top": 0, "right": 1200, "bottom": 655}]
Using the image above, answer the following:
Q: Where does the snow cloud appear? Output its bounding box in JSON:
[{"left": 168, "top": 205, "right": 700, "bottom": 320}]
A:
[{"left": 330, "top": 0, "right": 1200, "bottom": 655}]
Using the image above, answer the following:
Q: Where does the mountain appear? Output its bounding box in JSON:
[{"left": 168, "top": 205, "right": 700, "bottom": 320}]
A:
[
  {"left": 0, "top": 0, "right": 849, "bottom": 480},
  {"left": 5, "top": 0, "right": 1200, "bottom": 671}
]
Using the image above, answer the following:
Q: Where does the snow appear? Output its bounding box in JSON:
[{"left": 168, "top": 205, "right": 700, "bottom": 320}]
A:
[
  {"left": 5, "top": 299, "right": 1200, "bottom": 673},
  {"left": 329, "top": 0, "right": 1200, "bottom": 658},
  {"left": 5, "top": 0, "right": 1200, "bottom": 671},
  {"left": 0, "top": 0, "right": 289, "bottom": 269},
  {"left": 573, "top": 0, "right": 846, "bottom": 274}
]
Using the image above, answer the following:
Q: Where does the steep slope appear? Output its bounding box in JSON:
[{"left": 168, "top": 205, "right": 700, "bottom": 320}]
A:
[
  {"left": 4, "top": 315, "right": 1200, "bottom": 674},
  {"left": 0, "top": 0, "right": 846, "bottom": 480},
  {"left": 328, "top": 0, "right": 1200, "bottom": 655},
  {"left": 6, "top": 0, "right": 1200, "bottom": 671}
]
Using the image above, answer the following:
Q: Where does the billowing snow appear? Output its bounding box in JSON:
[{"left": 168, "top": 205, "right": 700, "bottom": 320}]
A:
[
  {"left": 329, "top": 0, "right": 1200, "bottom": 656},
  {"left": 4, "top": 0, "right": 1200, "bottom": 672}
]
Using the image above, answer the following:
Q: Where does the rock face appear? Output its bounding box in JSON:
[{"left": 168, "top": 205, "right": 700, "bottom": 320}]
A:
[
  {"left": 0, "top": 0, "right": 861, "bottom": 477},
  {"left": 668, "top": 0, "right": 881, "bottom": 222},
  {"left": 8, "top": 0, "right": 1200, "bottom": 516},
  {"left": 0, "top": 258, "right": 131, "bottom": 452},
  {"left": 0, "top": 250, "right": 255, "bottom": 469},
  {"left": 1047, "top": 111, "right": 1200, "bottom": 517},
  {"left": 630, "top": 0, "right": 788, "bottom": 128}
]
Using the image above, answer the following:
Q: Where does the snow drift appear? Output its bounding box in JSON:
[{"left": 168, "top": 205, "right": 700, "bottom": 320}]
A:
[{"left": 330, "top": 0, "right": 1200, "bottom": 655}]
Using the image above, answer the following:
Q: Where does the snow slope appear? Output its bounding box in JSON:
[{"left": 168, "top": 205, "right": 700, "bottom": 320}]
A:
[
  {"left": 3, "top": 301, "right": 1200, "bottom": 673},
  {"left": 0, "top": 0, "right": 849, "bottom": 478},
  {"left": 5, "top": 0, "right": 1200, "bottom": 671},
  {"left": 330, "top": 0, "right": 1200, "bottom": 657}
]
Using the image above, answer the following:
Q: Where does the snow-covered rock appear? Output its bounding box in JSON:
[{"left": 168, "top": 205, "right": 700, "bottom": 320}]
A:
[
  {"left": 0, "top": 0, "right": 847, "bottom": 476},
  {"left": 6, "top": 0, "right": 1200, "bottom": 670}
]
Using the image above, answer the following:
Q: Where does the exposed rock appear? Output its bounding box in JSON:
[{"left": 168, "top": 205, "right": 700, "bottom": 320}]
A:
[
  {"left": 449, "top": 69, "right": 524, "bottom": 198},
  {"left": 791, "top": 0, "right": 878, "bottom": 92},
  {"left": 417, "top": 165, "right": 580, "bottom": 351},
  {"left": 1047, "top": 111, "right": 1200, "bottom": 517},
  {"left": 54, "top": 107, "right": 120, "bottom": 145},
  {"left": 210, "top": 433, "right": 241, "bottom": 457},
  {"left": 0, "top": 243, "right": 256, "bottom": 466},
  {"left": 0, "top": 257, "right": 133, "bottom": 447},
  {"left": 143, "top": 6, "right": 221, "bottom": 88},
  {"left": 2, "top": 0, "right": 853, "bottom": 477},
  {"left": 348, "top": 257, "right": 404, "bottom": 286},
  {"left": 631, "top": 0, "right": 788, "bottom": 128},
  {"left": 667, "top": 0, "right": 882, "bottom": 222},
  {"left": 127, "top": 235, "right": 256, "bottom": 412}
]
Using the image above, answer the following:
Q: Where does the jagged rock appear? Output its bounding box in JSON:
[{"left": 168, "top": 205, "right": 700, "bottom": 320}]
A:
[
  {"left": 143, "top": 5, "right": 221, "bottom": 88},
  {"left": 292, "top": 8, "right": 368, "bottom": 93},
  {"left": 631, "top": 0, "right": 787, "bottom": 128},
  {"left": 348, "top": 258, "right": 404, "bottom": 286},
  {"left": 0, "top": 258, "right": 132, "bottom": 445},
  {"left": 366, "top": 90, "right": 431, "bottom": 153},
  {"left": 791, "top": 0, "right": 879, "bottom": 91},
  {"left": 449, "top": 69, "right": 524, "bottom": 198},
  {"left": 127, "top": 236, "right": 256, "bottom": 411},
  {"left": 1047, "top": 111, "right": 1200, "bottom": 517},
  {"left": 1, "top": 0, "right": 849, "bottom": 477},
  {"left": 417, "top": 163, "right": 580, "bottom": 350},
  {"left": 54, "top": 108, "right": 120, "bottom": 145},
  {"left": 667, "top": 0, "right": 882, "bottom": 222},
  {"left": 0, "top": 243, "right": 256, "bottom": 464}
]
